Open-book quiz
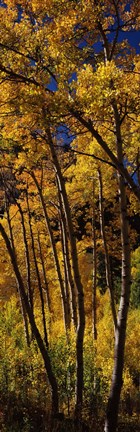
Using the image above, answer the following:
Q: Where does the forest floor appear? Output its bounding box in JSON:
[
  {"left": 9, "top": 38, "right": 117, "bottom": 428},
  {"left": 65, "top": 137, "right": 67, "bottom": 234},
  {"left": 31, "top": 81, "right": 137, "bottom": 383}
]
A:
[{"left": 1, "top": 400, "right": 140, "bottom": 432}]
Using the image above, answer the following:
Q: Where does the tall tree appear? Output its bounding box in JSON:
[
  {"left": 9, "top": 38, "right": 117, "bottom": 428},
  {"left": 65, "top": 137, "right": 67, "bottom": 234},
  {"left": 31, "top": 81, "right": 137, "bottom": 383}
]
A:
[
  {"left": 92, "top": 179, "right": 98, "bottom": 341},
  {"left": 46, "top": 128, "right": 85, "bottom": 417},
  {"left": 98, "top": 167, "right": 117, "bottom": 332},
  {"left": 30, "top": 169, "right": 70, "bottom": 334},
  {"left": 104, "top": 103, "right": 131, "bottom": 432}
]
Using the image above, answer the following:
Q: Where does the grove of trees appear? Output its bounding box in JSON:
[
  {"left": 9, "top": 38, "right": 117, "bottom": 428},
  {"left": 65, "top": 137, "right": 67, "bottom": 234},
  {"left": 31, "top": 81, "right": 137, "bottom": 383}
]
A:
[{"left": 0, "top": 1, "right": 140, "bottom": 431}]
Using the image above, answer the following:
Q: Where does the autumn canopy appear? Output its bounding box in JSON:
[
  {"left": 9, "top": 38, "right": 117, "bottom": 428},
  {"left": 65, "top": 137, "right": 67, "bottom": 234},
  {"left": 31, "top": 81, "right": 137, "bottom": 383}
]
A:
[{"left": 0, "top": 1, "right": 140, "bottom": 432}]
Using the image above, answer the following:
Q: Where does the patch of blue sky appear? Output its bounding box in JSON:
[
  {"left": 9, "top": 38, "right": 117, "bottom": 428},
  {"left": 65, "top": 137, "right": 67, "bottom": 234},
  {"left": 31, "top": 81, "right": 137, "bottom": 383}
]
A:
[
  {"left": 47, "top": 77, "right": 58, "bottom": 92},
  {"left": 124, "top": 159, "right": 139, "bottom": 185}
]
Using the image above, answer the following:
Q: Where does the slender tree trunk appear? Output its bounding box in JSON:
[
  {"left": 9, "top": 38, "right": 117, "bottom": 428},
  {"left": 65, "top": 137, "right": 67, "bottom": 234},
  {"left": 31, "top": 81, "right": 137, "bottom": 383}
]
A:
[
  {"left": 104, "top": 104, "right": 131, "bottom": 432},
  {"left": 92, "top": 185, "right": 97, "bottom": 341},
  {"left": 0, "top": 222, "right": 59, "bottom": 415},
  {"left": 5, "top": 200, "right": 30, "bottom": 346},
  {"left": 98, "top": 168, "right": 117, "bottom": 332},
  {"left": 37, "top": 231, "right": 53, "bottom": 337},
  {"left": 26, "top": 191, "right": 49, "bottom": 349},
  {"left": 30, "top": 170, "right": 69, "bottom": 334},
  {"left": 37, "top": 231, "right": 52, "bottom": 315},
  {"left": 57, "top": 178, "right": 78, "bottom": 330},
  {"left": 59, "top": 215, "right": 71, "bottom": 330},
  {"left": 17, "top": 202, "right": 33, "bottom": 311},
  {"left": 46, "top": 127, "right": 85, "bottom": 418}
]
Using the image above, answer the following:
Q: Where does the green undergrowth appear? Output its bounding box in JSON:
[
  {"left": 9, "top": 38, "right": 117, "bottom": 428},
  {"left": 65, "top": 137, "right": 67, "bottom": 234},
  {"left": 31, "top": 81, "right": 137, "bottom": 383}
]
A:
[{"left": 0, "top": 296, "right": 139, "bottom": 431}]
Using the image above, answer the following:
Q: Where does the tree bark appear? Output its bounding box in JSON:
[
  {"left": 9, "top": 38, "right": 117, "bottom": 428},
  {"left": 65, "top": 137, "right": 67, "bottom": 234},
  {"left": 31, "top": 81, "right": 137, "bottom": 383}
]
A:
[
  {"left": 92, "top": 184, "right": 97, "bottom": 341},
  {"left": 46, "top": 127, "right": 85, "bottom": 418},
  {"left": 59, "top": 214, "right": 71, "bottom": 330},
  {"left": 31, "top": 170, "right": 69, "bottom": 334},
  {"left": 98, "top": 168, "right": 117, "bottom": 332},
  {"left": 5, "top": 200, "right": 30, "bottom": 346},
  {"left": 104, "top": 104, "right": 131, "bottom": 432},
  {"left": 37, "top": 231, "right": 52, "bottom": 337},
  {"left": 57, "top": 177, "right": 78, "bottom": 330},
  {"left": 17, "top": 202, "right": 33, "bottom": 312},
  {"left": 26, "top": 190, "right": 49, "bottom": 349},
  {"left": 37, "top": 231, "right": 52, "bottom": 316}
]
